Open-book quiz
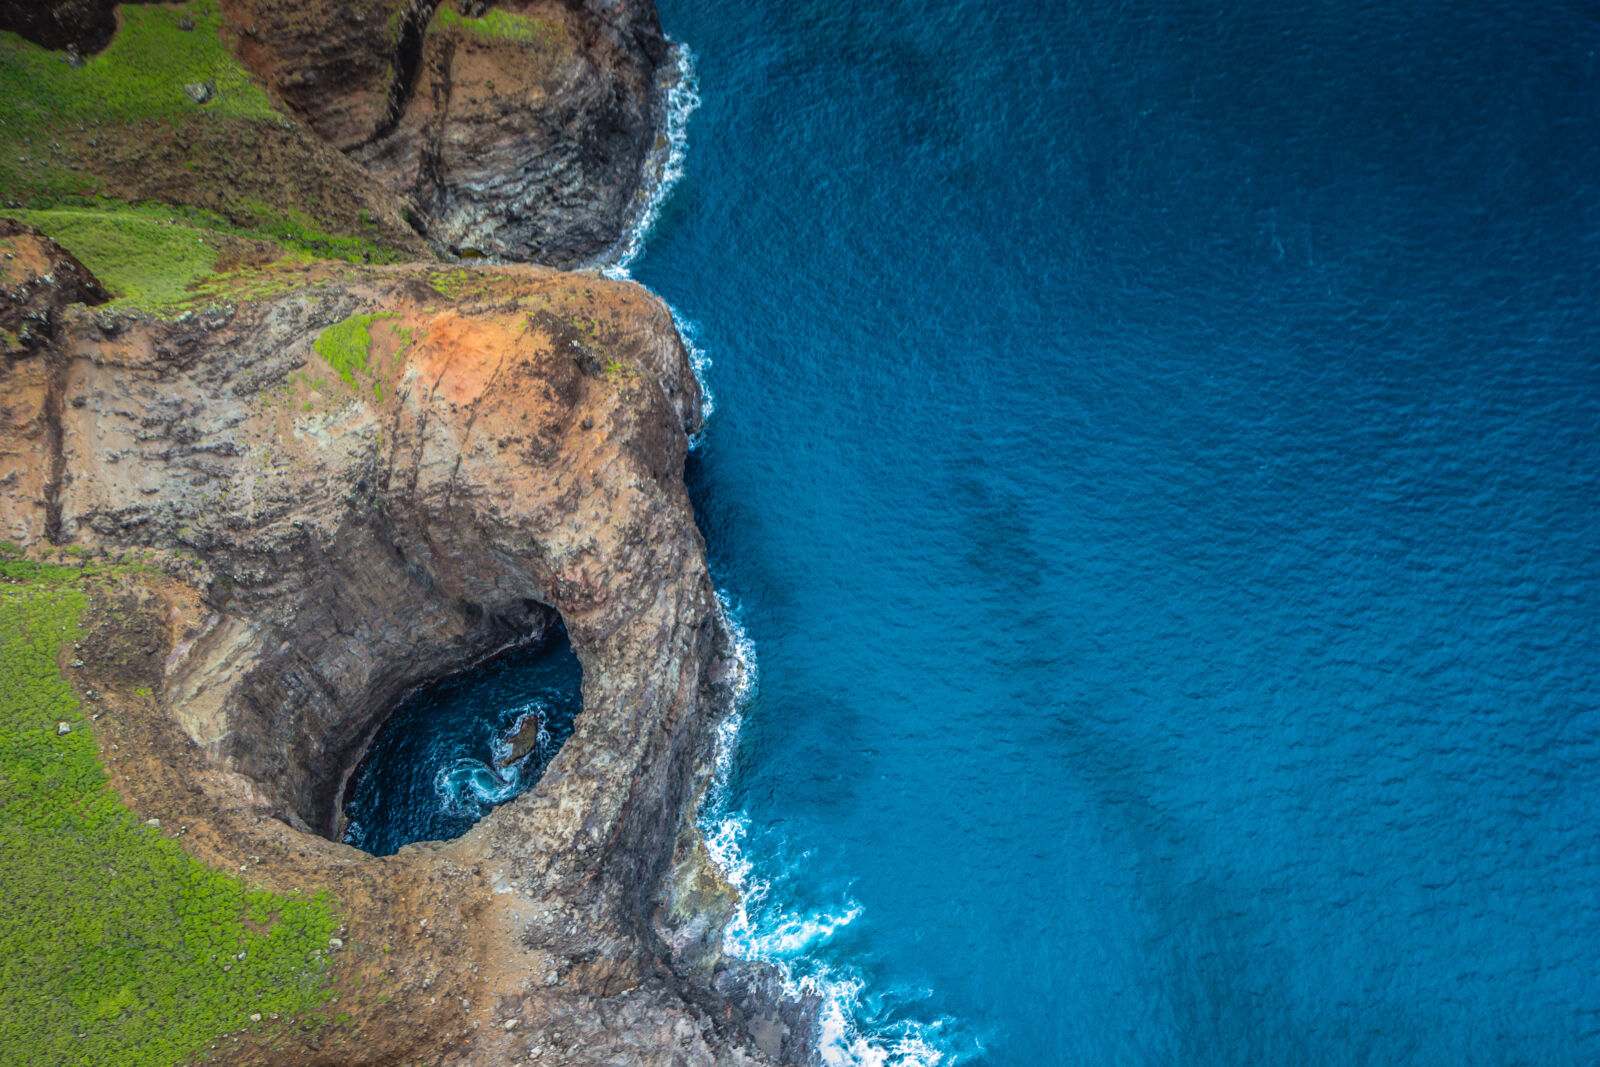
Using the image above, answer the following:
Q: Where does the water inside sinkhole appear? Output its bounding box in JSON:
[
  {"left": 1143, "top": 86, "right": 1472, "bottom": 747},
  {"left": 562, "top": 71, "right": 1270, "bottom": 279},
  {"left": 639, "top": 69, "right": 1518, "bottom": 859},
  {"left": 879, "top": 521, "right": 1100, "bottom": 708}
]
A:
[{"left": 341, "top": 627, "right": 583, "bottom": 857}]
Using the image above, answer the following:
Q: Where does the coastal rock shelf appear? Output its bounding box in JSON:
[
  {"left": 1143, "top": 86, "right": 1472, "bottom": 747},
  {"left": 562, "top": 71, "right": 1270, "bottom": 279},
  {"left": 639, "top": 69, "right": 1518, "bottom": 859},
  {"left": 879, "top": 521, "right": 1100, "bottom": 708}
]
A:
[{"left": 0, "top": 0, "right": 819, "bottom": 1059}]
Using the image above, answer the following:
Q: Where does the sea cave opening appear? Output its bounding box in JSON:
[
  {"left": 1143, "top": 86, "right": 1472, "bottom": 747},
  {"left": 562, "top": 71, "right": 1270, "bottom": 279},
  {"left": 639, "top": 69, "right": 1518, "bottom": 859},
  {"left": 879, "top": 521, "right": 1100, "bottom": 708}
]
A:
[{"left": 338, "top": 622, "right": 584, "bottom": 856}]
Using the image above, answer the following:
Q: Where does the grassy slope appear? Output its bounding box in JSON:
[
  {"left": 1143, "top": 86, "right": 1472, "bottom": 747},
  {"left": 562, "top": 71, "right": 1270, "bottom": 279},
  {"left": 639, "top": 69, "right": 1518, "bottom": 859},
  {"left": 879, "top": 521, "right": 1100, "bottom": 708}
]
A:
[
  {"left": 0, "top": 558, "right": 340, "bottom": 1066},
  {"left": 432, "top": 6, "right": 566, "bottom": 47},
  {"left": 0, "top": 0, "right": 276, "bottom": 200},
  {"left": 0, "top": 0, "right": 418, "bottom": 310}
]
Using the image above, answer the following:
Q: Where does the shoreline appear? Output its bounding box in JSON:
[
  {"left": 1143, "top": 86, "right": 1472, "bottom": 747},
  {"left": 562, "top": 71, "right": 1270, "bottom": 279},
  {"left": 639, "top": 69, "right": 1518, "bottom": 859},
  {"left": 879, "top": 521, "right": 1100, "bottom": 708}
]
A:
[{"left": 0, "top": 1, "right": 819, "bottom": 1062}]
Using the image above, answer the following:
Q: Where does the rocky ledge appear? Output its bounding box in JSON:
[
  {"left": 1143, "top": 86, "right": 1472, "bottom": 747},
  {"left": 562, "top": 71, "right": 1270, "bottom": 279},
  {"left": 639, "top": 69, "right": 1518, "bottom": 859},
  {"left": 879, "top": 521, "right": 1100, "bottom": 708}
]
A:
[{"left": 1, "top": 223, "right": 816, "bottom": 1064}]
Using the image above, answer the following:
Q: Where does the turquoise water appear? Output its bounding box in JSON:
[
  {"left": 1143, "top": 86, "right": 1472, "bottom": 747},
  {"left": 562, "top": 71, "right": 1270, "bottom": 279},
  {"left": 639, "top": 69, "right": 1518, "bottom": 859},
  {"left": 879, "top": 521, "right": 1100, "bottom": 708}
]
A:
[
  {"left": 632, "top": 0, "right": 1600, "bottom": 1063},
  {"left": 342, "top": 630, "right": 582, "bottom": 857}
]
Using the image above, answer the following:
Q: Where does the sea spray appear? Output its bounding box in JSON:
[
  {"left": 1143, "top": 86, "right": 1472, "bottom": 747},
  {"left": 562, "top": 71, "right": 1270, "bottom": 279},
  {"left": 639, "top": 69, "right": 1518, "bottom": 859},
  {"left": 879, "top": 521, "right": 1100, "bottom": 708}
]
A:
[
  {"left": 603, "top": 41, "right": 701, "bottom": 278},
  {"left": 702, "top": 594, "right": 964, "bottom": 1067}
]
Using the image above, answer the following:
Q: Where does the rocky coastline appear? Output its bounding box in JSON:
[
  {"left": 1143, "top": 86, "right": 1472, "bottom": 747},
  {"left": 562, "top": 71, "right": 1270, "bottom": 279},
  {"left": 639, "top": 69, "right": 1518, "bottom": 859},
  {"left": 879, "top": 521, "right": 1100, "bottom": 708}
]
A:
[{"left": 0, "top": 2, "right": 814, "bottom": 1063}]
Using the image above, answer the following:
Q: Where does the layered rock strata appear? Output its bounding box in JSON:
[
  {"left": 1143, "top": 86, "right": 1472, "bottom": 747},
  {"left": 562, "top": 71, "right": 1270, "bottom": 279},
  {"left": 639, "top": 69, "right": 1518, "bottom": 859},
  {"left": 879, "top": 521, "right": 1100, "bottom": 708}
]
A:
[
  {"left": 220, "top": 0, "right": 673, "bottom": 266},
  {"left": 0, "top": 247, "right": 813, "bottom": 1064}
]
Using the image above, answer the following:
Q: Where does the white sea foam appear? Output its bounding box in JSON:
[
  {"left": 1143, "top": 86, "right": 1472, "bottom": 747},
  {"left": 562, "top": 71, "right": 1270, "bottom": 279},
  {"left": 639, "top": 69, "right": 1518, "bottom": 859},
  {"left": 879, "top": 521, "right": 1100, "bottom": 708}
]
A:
[
  {"left": 609, "top": 47, "right": 967, "bottom": 1067},
  {"left": 602, "top": 41, "right": 701, "bottom": 279},
  {"left": 670, "top": 307, "right": 715, "bottom": 428},
  {"left": 701, "top": 593, "right": 961, "bottom": 1067}
]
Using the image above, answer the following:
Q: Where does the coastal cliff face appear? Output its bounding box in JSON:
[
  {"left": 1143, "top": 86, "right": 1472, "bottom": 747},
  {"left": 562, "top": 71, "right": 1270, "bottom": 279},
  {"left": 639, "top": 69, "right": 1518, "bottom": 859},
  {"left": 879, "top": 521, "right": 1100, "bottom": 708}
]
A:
[
  {"left": 1, "top": 250, "right": 811, "bottom": 1064},
  {"left": 221, "top": 0, "right": 671, "bottom": 266},
  {"left": 0, "top": 1, "right": 814, "bottom": 1063}
]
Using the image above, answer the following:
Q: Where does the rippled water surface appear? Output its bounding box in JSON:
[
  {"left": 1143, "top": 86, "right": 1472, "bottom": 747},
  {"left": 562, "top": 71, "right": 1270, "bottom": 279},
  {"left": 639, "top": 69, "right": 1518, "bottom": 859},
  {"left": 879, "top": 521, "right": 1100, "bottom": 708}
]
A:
[
  {"left": 635, "top": 0, "right": 1600, "bottom": 1063},
  {"left": 342, "top": 630, "right": 582, "bottom": 857}
]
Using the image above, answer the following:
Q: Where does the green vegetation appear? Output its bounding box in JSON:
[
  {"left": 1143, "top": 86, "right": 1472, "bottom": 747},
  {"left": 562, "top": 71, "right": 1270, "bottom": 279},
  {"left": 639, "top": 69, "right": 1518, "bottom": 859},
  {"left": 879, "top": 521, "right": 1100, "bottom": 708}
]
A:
[
  {"left": 0, "top": 560, "right": 340, "bottom": 1066},
  {"left": 434, "top": 6, "right": 565, "bottom": 47},
  {"left": 428, "top": 267, "right": 495, "bottom": 302},
  {"left": 0, "top": 1, "right": 414, "bottom": 286},
  {"left": 11, "top": 200, "right": 392, "bottom": 313},
  {"left": 313, "top": 313, "right": 403, "bottom": 396},
  {"left": 11, "top": 204, "right": 223, "bottom": 310},
  {"left": 0, "top": 2, "right": 275, "bottom": 134}
]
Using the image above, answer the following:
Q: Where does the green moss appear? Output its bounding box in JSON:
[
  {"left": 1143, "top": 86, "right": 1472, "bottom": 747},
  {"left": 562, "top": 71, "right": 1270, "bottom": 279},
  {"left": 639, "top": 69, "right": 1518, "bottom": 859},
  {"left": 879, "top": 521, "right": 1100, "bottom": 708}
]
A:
[
  {"left": 0, "top": 562, "right": 340, "bottom": 1066},
  {"left": 433, "top": 6, "right": 564, "bottom": 46},
  {"left": 313, "top": 313, "right": 398, "bottom": 392}
]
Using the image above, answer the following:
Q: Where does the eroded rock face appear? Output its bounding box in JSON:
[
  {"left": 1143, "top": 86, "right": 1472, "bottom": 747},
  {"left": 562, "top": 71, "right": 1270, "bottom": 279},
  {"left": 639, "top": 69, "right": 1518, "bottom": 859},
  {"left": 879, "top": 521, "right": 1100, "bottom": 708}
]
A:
[
  {"left": 0, "top": 218, "right": 109, "bottom": 354},
  {"left": 0, "top": 259, "right": 808, "bottom": 1064},
  {"left": 222, "top": 0, "right": 671, "bottom": 267}
]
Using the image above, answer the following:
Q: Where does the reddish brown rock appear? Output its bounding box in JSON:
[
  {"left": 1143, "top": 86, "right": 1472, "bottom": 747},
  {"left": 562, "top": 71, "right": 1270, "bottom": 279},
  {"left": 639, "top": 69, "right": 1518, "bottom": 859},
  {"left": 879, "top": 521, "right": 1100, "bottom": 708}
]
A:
[
  {"left": 0, "top": 258, "right": 810, "bottom": 1064},
  {"left": 218, "top": 0, "right": 673, "bottom": 266}
]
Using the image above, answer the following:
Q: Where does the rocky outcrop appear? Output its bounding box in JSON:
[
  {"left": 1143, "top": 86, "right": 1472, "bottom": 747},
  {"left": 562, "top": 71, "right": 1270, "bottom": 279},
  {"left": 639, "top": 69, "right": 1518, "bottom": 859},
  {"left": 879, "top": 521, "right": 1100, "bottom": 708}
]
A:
[
  {"left": 0, "top": 0, "right": 120, "bottom": 53},
  {"left": 0, "top": 219, "right": 108, "bottom": 354},
  {"left": 220, "top": 0, "right": 673, "bottom": 267},
  {"left": 0, "top": 255, "right": 809, "bottom": 1064},
  {"left": 2, "top": 0, "right": 809, "bottom": 1060}
]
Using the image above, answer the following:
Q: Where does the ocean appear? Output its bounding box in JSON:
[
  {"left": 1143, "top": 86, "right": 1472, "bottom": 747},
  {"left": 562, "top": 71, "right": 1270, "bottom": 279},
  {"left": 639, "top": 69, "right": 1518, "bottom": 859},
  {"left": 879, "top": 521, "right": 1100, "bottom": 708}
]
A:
[{"left": 629, "top": 0, "right": 1600, "bottom": 1063}]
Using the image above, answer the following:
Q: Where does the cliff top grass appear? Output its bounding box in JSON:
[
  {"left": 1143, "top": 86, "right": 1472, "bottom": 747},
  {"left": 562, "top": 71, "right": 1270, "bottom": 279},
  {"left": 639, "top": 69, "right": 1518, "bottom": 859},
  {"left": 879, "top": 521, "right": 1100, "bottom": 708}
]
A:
[
  {"left": 12, "top": 200, "right": 398, "bottom": 313},
  {"left": 0, "top": 557, "right": 341, "bottom": 1066},
  {"left": 12, "top": 203, "right": 226, "bottom": 310},
  {"left": 0, "top": 2, "right": 275, "bottom": 133},
  {"left": 0, "top": 1, "right": 273, "bottom": 201},
  {"left": 433, "top": 6, "right": 567, "bottom": 51},
  {"left": 0, "top": 1, "right": 425, "bottom": 273}
]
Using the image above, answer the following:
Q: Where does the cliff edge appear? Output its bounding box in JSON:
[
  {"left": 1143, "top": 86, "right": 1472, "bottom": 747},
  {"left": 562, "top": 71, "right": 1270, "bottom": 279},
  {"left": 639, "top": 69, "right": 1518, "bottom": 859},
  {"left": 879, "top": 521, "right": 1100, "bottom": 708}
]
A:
[{"left": 0, "top": 2, "right": 813, "bottom": 1064}]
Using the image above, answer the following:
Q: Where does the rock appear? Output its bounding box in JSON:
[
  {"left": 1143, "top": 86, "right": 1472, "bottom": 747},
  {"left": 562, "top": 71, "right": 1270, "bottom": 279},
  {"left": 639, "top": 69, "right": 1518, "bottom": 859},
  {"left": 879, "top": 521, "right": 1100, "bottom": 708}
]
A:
[
  {"left": 0, "top": 1, "right": 816, "bottom": 1061},
  {"left": 0, "top": 0, "right": 117, "bottom": 53},
  {"left": 57, "top": 722, "right": 70, "bottom": 735},
  {"left": 0, "top": 260, "right": 810, "bottom": 1064},
  {"left": 496, "top": 708, "right": 544, "bottom": 768},
  {"left": 223, "top": 0, "right": 674, "bottom": 267},
  {"left": 183, "top": 80, "right": 216, "bottom": 105},
  {"left": 0, "top": 217, "right": 108, "bottom": 356}
]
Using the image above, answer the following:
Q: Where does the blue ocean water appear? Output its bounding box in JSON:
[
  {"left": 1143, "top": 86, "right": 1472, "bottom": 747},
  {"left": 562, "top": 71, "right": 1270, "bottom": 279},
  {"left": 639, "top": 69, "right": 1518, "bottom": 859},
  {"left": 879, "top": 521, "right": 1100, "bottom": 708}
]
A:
[
  {"left": 342, "top": 630, "right": 582, "bottom": 856},
  {"left": 632, "top": 0, "right": 1600, "bottom": 1063}
]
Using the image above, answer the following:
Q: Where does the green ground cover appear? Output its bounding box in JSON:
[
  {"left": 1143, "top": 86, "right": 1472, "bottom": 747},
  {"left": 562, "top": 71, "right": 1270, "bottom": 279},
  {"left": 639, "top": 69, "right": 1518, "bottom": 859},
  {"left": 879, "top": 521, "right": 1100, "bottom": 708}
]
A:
[
  {"left": 12, "top": 204, "right": 225, "bottom": 310},
  {"left": 314, "top": 312, "right": 404, "bottom": 398},
  {"left": 0, "top": 1, "right": 274, "bottom": 200},
  {"left": 0, "top": 2, "right": 274, "bottom": 132},
  {"left": 434, "top": 6, "right": 565, "bottom": 49},
  {"left": 0, "top": 0, "right": 411, "bottom": 291},
  {"left": 0, "top": 559, "right": 340, "bottom": 1066},
  {"left": 12, "top": 200, "right": 394, "bottom": 313}
]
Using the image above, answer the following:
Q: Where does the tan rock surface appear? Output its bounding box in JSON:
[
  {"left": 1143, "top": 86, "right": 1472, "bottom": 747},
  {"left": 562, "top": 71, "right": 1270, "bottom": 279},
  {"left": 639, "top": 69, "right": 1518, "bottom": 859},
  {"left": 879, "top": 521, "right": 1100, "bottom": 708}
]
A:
[{"left": 1, "top": 259, "right": 815, "bottom": 1064}]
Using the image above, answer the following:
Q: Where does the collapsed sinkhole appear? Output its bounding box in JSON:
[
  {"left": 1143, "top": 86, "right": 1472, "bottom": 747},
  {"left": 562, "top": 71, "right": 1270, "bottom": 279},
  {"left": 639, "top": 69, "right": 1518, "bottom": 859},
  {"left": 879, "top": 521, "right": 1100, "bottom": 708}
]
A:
[{"left": 337, "top": 622, "right": 583, "bottom": 856}]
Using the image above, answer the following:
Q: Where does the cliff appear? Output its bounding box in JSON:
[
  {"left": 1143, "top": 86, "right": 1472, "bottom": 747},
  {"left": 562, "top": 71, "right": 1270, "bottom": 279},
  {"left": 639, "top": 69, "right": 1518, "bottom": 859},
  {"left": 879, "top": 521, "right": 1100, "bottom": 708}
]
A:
[{"left": 0, "top": 2, "right": 813, "bottom": 1064}]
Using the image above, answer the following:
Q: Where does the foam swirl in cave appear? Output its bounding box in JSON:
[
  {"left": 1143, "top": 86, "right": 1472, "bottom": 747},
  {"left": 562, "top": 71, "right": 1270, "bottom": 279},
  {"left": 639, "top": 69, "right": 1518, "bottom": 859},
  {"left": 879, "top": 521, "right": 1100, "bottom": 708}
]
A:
[{"left": 341, "top": 625, "right": 583, "bottom": 856}]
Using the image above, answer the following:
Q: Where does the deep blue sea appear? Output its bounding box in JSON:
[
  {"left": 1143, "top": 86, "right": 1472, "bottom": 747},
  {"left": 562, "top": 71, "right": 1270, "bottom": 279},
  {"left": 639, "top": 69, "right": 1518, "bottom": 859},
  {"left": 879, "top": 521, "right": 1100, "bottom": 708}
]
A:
[{"left": 627, "top": 0, "right": 1600, "bottom": 1063}]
